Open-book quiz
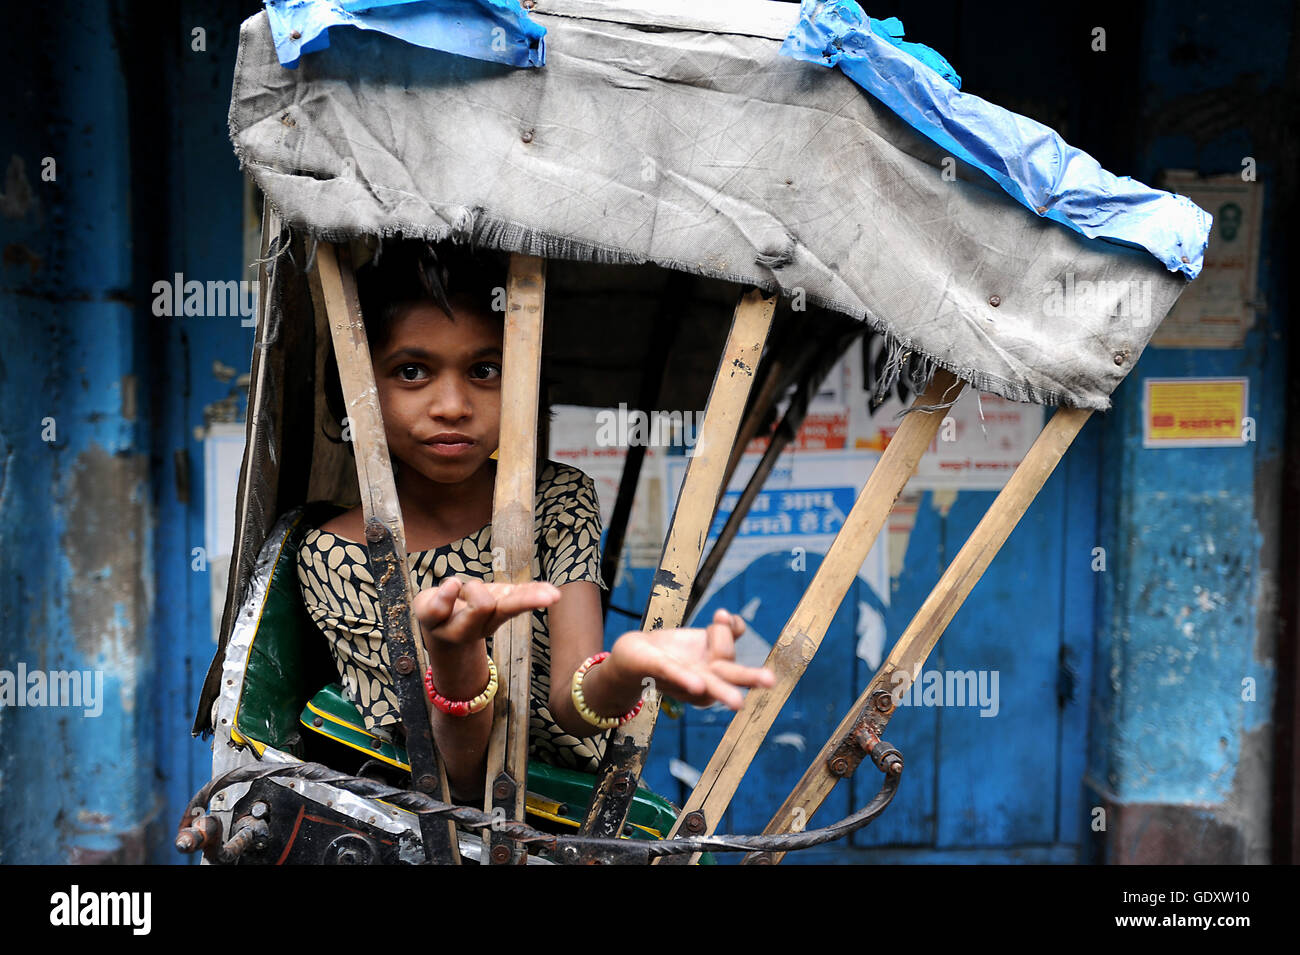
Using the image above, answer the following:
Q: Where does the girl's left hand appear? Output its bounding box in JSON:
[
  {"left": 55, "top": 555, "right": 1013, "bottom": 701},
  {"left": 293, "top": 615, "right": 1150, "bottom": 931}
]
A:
[{"left": 609, "top": 609, "right": 776, "bottom": 710}]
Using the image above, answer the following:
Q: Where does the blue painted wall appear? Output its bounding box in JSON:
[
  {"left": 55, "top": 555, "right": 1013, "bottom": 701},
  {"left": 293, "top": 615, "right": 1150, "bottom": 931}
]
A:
[
  {"left": 0, "top": 1, "right": 253, "bottom": 863},
  {"left": 1084, "top": 0, "right": 1290, "bottom": 861}
]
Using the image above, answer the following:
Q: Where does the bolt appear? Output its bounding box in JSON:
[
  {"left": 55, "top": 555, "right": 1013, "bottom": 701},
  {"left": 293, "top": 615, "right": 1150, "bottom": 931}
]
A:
[
  {"left": 394, "top": 655, "right": 415, "bottom": 675},
  {"left": 872, "top": 691, "right": 893, "bottom": 713},
  {"left": 493, "top": 780, "right": 512, "bottom": 801},
  {"left": 988, "top": 295, "right": 1002, "bottom": 308},
  {"left": 829, "top": 756, "right": 850, "bottom": 776},
  {"left": 611, "top": 775, "right": 631, "bottom": 796},
  {"left": 681, "top": 811, "right": 706, "bottom": 835},
  {"left": 175, "top": 832, "right": 197, "bottom": 852},
  {"left": 250, "top": 801, "right": 269, "bottom": 819},
  {"left": 415, "top": 774, "right": 438, "bottom": 793},
  {"left": 490, "top": 844, "right": 512, "bottom": 864},
  {"left": 562, "top": 845, "right": 579, "bottom": 862},
  {"left": 337, "top": 847, "right": 361, "bottom": 865}
]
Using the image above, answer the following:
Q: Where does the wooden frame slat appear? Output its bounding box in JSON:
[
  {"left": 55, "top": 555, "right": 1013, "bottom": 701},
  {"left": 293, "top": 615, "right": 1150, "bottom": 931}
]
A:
[
  {"left": 483, "top": 254, "right": 546, "bottom": 864},
  {"left": 746, "top": 405, "right": 1092, "bottom": 864},
  {"left": 580, "top": 288, "right": 777, "bottom": 837},
  {"left": 657, "top": 369, "right": 963, "bottom": 863},
  {"left": 310, "top": 241, "right": 460, "bottom": 864}
]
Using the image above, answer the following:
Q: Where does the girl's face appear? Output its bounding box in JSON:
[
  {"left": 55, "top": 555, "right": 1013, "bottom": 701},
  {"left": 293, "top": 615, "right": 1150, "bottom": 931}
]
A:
[{"left": 372, "top": 297, "right": 503, "bottom": 487}]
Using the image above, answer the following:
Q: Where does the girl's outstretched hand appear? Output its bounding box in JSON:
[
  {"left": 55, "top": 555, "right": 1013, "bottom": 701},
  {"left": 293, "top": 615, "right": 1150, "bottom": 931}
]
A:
[
  {"left": 413, "top": 576, "right": 561, "bottom": 649},
  {"left": 609, "top": 609, "right": 776, "bottom": 710}
]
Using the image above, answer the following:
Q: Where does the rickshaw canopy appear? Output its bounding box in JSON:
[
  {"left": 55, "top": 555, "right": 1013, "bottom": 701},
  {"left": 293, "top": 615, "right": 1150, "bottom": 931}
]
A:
[{"left": 230, "top": 0, "right": 1209, "bottom": 410}]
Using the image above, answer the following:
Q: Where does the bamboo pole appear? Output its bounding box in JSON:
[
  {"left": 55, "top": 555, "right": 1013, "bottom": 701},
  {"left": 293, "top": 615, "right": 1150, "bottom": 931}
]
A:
[
  {"left": 747, "top": 405, "right": 1092, "bottom": 865},
  {"left": 657, "top": 368, "right": 963, "bottom": 863},
  {"left": 310, "top": 241, "right": 459, "bottom": 864},
  {"left": 580, "top": 288, "right": 777, "bottom": 838},
  {"left": 482, "top": 254, "right": 546, "bottom": 864}
]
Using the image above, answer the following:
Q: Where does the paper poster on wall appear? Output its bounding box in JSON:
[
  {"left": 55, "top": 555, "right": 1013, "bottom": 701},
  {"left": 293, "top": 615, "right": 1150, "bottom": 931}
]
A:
[
  {"left": 1152, "top": 171, "right": 1262, "bottom": 348},
  {"left": 665, "top": 449, "right": 890, "bottom": 670},
  {"left": 745, "top": 355, "right": 851, "bottom": 453},
  {"left": 845, "top": 336, "right": 1043, "bottom": 489},
  {"left": 548, "top": 405, "right": 670, "bottom": 575},
  {"left": 204, "top": 421, "right": 247, "bottom": 643},
  {"left": 1142, "top": 377, "right": 1249, "bottom": 448}
]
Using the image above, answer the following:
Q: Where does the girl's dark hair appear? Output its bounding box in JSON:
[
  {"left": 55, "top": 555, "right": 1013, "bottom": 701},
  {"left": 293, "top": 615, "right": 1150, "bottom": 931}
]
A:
[{"left": 354, "top": 239, "right": 510, "bottom": 352}]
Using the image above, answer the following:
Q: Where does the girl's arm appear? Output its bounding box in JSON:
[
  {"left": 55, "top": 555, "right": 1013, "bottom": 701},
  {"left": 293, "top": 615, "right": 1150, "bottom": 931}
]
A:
[
  {"left": 414, "top": 577, "right": 561, "bottom": 801},
  {"left": 546, "top": 580, "right": 775, "bottom": 739}
]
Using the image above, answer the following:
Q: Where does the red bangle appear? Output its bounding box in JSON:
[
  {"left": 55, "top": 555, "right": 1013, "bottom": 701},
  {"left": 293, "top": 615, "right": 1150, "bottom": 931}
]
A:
[{"left": 423, "top": 656, "right": 498, "bottom": 716}]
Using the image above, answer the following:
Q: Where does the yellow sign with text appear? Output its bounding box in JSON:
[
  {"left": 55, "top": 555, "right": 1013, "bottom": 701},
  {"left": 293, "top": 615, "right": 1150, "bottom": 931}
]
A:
[{"left": 1143, "top": 378, "right": 1249, "bottom": 447}]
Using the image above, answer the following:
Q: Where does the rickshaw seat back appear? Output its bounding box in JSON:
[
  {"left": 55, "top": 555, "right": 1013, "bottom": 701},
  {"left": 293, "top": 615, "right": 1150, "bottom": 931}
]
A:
[{"left": 229, "top": 501, "right": 346, "bottom": 756}]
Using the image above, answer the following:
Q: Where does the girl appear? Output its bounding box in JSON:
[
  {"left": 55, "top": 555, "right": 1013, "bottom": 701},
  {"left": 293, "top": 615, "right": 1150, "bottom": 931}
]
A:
[{"left": 297, "top": 240, "right": 774, "bottom": 800}]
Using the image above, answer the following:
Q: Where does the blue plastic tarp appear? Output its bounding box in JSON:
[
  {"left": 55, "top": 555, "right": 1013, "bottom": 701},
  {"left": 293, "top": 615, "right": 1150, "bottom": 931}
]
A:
[
  {"left": 263, "top": 0, "right": 545, "bottom": 69},
  {"left": 782, "top": 0, "right": 1211, "bottom": 279}
]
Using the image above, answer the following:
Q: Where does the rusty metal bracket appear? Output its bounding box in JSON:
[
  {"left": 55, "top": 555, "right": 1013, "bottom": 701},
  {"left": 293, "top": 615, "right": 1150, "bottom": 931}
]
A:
[
  {"left": 488, "top": 772, "right": 521, "bottom": 865},
  {"left": 365, "top": 519, "right": 456, "bottom": 865},
  {"left": 826, "top": 692, "right": 904, "bottom": 780}
]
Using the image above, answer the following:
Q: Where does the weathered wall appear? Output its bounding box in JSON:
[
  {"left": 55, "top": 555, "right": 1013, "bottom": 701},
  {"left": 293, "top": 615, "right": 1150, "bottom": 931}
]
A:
[
  {"left": 0, "top": 2, "right": 156, "bottom": 863},
  {"left": 1084, "top": 0, "right": 1295, "bottom": 864}
]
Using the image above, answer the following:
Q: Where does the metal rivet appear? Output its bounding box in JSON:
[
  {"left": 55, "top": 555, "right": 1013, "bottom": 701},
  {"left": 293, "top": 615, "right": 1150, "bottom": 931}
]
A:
[
  {"left": 312, "top": 716, "right": 323, "bottom": 727},
  {"left": 872, "top": 690, "right": 894, "bottom": 713},
  {"left": 370, "top": 737, "right": 382, "bottom": 750},
  {"left": 394, "top": 655, "right": 415, "bottom": 676},
  {"left": 1181, "top": 255, "right": 1190, "bottom": 264},
  {"left": 681, "top": 810, "right": 706, "bottom": 835},
  {"left": 290, "top": 30, "right": 302, "bottom": 40},
  {"left": 1114, "top": 353, "right": 1125, "bottom": 365},
  {"left": 415, "top": 774, "right": 438, "bottom": 793},
  {"left": 521, "top": 129, "right": 534, "bottom": 144},
  {"left": 829, "top": 756, "right": 850, "bottom": 776},
  {"left": 365, "top": 522, "right": 385, "bottom": 543},
  {"left": 988, "top": 295, "right": 1002, "bottom": 308},
  {"left": 490, "top": 844, "right": 512, "bottom": 864},
  {"left": 1036, "top": 205, "right": 1046, "bottom": 214}
]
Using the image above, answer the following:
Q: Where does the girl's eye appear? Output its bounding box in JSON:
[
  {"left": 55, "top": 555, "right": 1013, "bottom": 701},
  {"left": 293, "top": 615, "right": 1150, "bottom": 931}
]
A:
[
  {"left": 470, "top": 362, "right": 502, "bottom": 381},
  {"left": 396, "top": 363, "right": 428, "bottom": 382}
]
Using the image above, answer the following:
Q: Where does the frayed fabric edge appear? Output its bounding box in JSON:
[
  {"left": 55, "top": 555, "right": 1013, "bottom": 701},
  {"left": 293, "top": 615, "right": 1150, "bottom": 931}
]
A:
[{"left": 239, "top": 162, "right": 1112, "bottom": 412}]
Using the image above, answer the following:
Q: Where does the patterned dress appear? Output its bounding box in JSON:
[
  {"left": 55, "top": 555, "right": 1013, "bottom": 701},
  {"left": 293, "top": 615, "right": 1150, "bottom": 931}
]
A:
[{"left": 296, "top": 461, "right": 610, "bottom": 772}]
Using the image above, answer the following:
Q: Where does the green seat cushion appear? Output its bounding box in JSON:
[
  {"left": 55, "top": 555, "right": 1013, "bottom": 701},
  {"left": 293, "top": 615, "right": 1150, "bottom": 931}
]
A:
[{"left": 301, "top": 683, "right": 682, "bottom": 842}]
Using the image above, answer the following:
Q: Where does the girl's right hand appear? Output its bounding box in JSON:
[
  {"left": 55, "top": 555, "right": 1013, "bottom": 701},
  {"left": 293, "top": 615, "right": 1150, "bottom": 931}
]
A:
[{"left": 413, "top": 576, "right": 561, "bottom": 649}]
